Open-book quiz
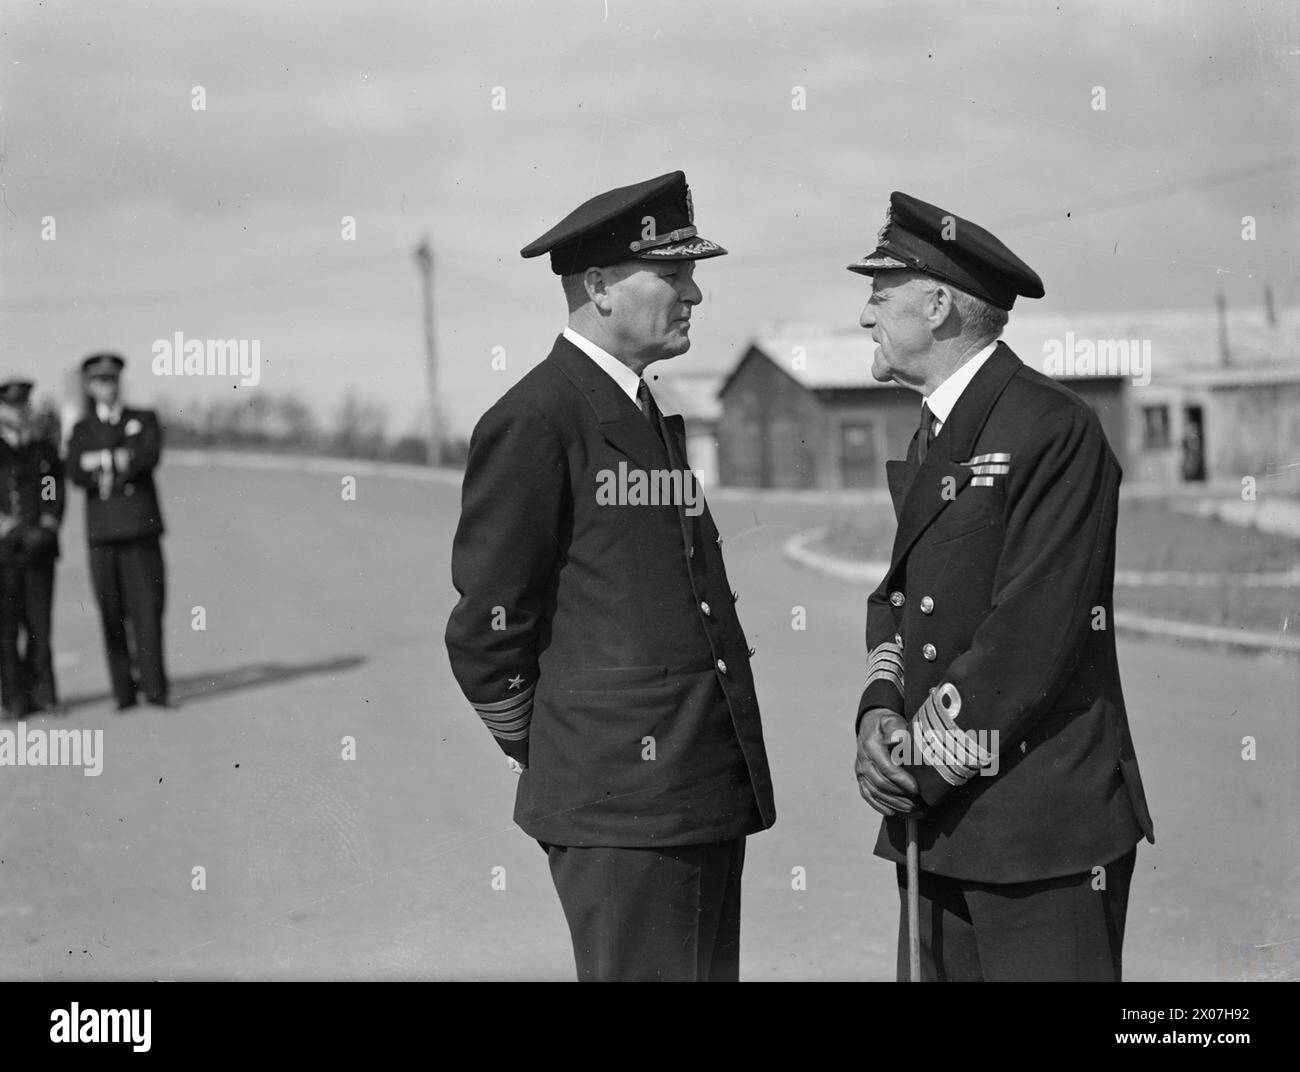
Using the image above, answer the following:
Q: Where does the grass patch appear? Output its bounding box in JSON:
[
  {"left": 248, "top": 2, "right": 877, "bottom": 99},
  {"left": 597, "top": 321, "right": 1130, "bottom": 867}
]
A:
[{"left": 815, "top": 497, "right": 1298, "bottom": 636}]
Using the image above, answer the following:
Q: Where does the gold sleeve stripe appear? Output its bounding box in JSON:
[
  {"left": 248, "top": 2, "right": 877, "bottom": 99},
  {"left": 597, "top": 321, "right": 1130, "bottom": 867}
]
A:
[
  {"left": 473, "top": 681, "right": 536, "bottom": 741},
  {"left": 866, "top": 641, "right": 905, "bottom": 692},
  {"left": 917, "top": 702, "right": 991, "bottom": 770},
  {"left": 915, "top": 725, "right": 967, "bottom": 786},
  {"left": 472, "top": 681, "right": 537, "bottom": 713},
  {"left": 911, "top": 684, "right": 993, "bottom": 787},
  {"left": 483, "top": 719, "right": 530, "bottom": 742},
  {"left": 475, "top": 704, "right": 532, "bottom": 741}
]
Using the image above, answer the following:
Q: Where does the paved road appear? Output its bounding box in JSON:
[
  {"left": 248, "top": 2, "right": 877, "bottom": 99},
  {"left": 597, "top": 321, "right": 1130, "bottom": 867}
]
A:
[{"left": 1, "top": 458, "right": 1294, "bottom": 980}]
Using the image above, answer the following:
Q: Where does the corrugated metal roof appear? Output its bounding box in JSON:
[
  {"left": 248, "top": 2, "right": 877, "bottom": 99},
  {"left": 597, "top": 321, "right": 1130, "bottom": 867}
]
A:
[
  {"left": 1174, "top": 367, "right": 1300, "bottom": 388},
  {"left": 648, "top": 368, "right": 723, "bottom": 421},
  {"left": 743, "top": 305, "right": 1299, "bottom": 392}
]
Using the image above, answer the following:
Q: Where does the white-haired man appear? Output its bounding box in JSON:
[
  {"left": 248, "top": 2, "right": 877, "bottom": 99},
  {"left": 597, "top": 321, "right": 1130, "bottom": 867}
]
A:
[{"left": 848, "top": 191, "right": 1154, "bottom": 981}]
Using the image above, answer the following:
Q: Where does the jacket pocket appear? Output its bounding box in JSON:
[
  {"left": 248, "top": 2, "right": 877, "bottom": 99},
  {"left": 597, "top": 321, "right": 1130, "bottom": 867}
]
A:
[{"left": 929, "top": 518, "right": 998, "bottom": 547}]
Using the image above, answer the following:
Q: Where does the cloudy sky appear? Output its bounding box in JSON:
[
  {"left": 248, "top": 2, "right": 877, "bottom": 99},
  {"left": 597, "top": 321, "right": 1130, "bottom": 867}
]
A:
[{"left": 2, "top": 0, "right": 1296, "bottom": 437}]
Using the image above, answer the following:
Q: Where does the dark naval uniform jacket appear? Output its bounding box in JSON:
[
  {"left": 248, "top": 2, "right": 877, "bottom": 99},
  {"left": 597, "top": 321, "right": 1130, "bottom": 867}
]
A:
[
  {"left": 0, "top": 435, "right": 65, "bottom": 560},
  {"left": 446, "top": 334, "right": 776, "bottom": 848},
  {"left": 65, "top": 408, "right": 165, "bottom": 543},
  {"left": 858, "top": 342, "right": 1154, "bottom": 883}
]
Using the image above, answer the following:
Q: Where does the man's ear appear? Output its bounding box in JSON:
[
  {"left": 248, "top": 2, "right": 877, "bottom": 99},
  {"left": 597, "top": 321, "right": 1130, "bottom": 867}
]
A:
[
  {"left": 585, "top": 267, "right": 613, "bottom": 312},
  {"left": 928, "top": 284, "right": 957, "bottom": 332}
]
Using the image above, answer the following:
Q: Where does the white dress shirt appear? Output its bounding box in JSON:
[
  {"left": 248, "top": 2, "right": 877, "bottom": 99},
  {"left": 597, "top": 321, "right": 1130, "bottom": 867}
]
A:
[
  {"left": 924, "top": 340, "right": 997, "bottom": 435},
  {"left": 562, "top": 327, "right": 644, "bottom": 405}
]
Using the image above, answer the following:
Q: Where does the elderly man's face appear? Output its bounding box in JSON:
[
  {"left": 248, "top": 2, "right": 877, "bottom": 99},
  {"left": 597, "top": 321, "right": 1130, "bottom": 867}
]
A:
[
  {"left": 604, "top": 260, "right": 703, "bottom": 366},
  {"left": 859, "top": 270, "right": 936, "bottom": 387}
]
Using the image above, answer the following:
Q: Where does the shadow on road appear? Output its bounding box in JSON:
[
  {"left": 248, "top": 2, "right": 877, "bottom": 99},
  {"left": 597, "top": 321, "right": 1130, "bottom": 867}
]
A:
[{"left": 59, "top": 654, "right": 368, "bottom": 712}]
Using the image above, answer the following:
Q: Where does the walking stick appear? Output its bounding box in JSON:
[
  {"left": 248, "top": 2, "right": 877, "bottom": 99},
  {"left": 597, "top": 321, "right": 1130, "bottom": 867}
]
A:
[
  {"left": 906, "top": 815, "right": 921, "bottom": 982},
  {"left": 904, "top": 684, "right": 962, "bottom": 982}
]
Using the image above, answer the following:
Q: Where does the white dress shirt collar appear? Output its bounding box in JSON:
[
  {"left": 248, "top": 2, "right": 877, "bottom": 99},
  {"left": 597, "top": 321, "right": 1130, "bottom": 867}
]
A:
[
  {"left": 96, "top": 402, "right": 123, "bottom": 425},
  {"left": 924, "top": 340, "right": 998, "bottom": 434},
  {"left": 562, "top": 327, "right": 644, "bottom": 405}
]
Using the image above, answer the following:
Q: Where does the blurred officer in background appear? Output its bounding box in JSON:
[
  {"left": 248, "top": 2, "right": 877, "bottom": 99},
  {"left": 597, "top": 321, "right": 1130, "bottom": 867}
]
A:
[
  {"left": 66, "top": 353, "right": 171, "bottom": 710},
  {"left": 0, "top": 377, "right": 64, "bottom": 718}
]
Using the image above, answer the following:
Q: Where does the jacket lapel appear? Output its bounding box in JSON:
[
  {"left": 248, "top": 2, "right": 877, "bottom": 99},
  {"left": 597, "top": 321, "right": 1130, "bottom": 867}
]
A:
[
  {"left": 661, "top": 412, "right": 689, "bottom": 471},
  {"left": 548, "top": 335, "right": 667, "bottom": 472},
  {"left": 885, "top": 453, "right": 915, "bottom": 520},
  {"left": 885, "top": 343, "right": 1023, "bottom": 576}
]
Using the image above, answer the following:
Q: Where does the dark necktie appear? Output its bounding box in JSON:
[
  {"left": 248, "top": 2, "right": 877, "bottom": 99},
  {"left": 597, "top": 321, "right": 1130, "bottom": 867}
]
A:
[
  {"left": 636, "top": 378, "right": 657, "bottom": 422},
  {"left": 916, "top": 401, "right": 936, "bottom": 464},
  {"left": 638, "top": 378, "right": 667, "bottom": 442}
]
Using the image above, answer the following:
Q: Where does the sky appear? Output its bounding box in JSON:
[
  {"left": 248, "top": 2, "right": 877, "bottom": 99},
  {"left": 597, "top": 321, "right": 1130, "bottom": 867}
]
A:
[{"left": 1, "top": 0, "right": 1296, "bottom": 438}]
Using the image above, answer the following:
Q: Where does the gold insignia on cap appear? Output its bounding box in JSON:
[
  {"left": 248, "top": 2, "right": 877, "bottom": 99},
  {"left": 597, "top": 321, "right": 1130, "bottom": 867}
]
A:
[{"left": 629, "top": 226, "right": 699, "bottom": 253}]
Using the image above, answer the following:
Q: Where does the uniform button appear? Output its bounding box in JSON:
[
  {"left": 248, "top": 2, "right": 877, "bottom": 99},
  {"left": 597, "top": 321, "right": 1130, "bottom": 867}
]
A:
[
  {"left": 700, "top": 601, "right": 712, "bottom": 616},
  {"left": 731, "top": 590, "right": 739, "bottom": 603},
  {"left": 716, "top": 659, "right": 728, "bottom": 675},
  {"left": 894, "top": 633, "right": 903, "bottom": 647},
  {"left": 747, "top": 646, "right": 756, "bottom": 657},
  {"left": 889, "top": 591, "right": 905, "bottom": 607},
  {"left": 124, "top": 485, "right": 135, "bottom": 497},
  {"left": 1019, "top": 741, "right": 1028, "bottom": 754},
  {"left": 922, "top": 643, "right": 937, "bottom": 662},
  {"left": 716, "top": 534, "right": 723, "bottom": 546},
  {"left": 920, "top": 596, "right": 934, "bottom": 614}
]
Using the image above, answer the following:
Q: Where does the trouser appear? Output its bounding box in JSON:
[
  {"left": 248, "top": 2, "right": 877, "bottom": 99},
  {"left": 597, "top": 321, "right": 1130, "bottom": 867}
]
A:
[
  {"left": 896, "top": 846, "right": 1138, "bottom": 981},
  {"left": 0, "top": 555, "right": 57, "bottom": 713},
  {"left": 544, "top": 837, "right": 747, "bottom": 982},
  {"left": 88, "top": 536, "right": 168, "bottom": 706}
]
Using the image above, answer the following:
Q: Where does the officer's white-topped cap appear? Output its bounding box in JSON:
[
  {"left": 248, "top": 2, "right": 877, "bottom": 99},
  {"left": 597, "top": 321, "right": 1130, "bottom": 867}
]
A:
[
  {"left": 0, "top": 375, "right": 34, "bottom": 403},
  {"left": 81, "top": 352, "right": 126, "bottom": 378}
]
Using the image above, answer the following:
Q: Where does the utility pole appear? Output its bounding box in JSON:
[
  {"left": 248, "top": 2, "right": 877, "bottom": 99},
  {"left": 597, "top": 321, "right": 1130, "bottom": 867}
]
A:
[
  {"left": 1214, "top": 291, "right": 1231, "bottom": 368},
  {"left": 414, "top": 236, "right": 442, "bottom": 465}
]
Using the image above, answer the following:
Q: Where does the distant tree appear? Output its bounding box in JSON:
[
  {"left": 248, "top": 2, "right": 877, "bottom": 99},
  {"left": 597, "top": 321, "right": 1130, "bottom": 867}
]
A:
[
  {"left": 131, "top": 389, "right": 438, "bottom": 462},
  {"left": 275, "top": 394, "right": 319, "bottom": 450},
  {"left": 441, "top": 436, "right": 470, "bottom": 467},
  {"left": 233, "top": 390, "right": 273, "bottom": 443},
  {"left": 389, "top": 435, "right": 429, "bottom": 464},
  {"left": 331, "top": 388, "right": 388, "bottom": 459}
]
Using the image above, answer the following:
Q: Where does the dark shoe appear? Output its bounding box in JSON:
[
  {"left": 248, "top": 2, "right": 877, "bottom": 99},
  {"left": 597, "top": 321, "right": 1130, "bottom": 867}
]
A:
[
  {"left": 28, "top": 702, "right": 66, "bottom": 717},
  {"left": 146, "top": 697, "right": 177, "bottom": 710},
  {"left": 115, "top": 698, "right": 139, "bottom": 712}
]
